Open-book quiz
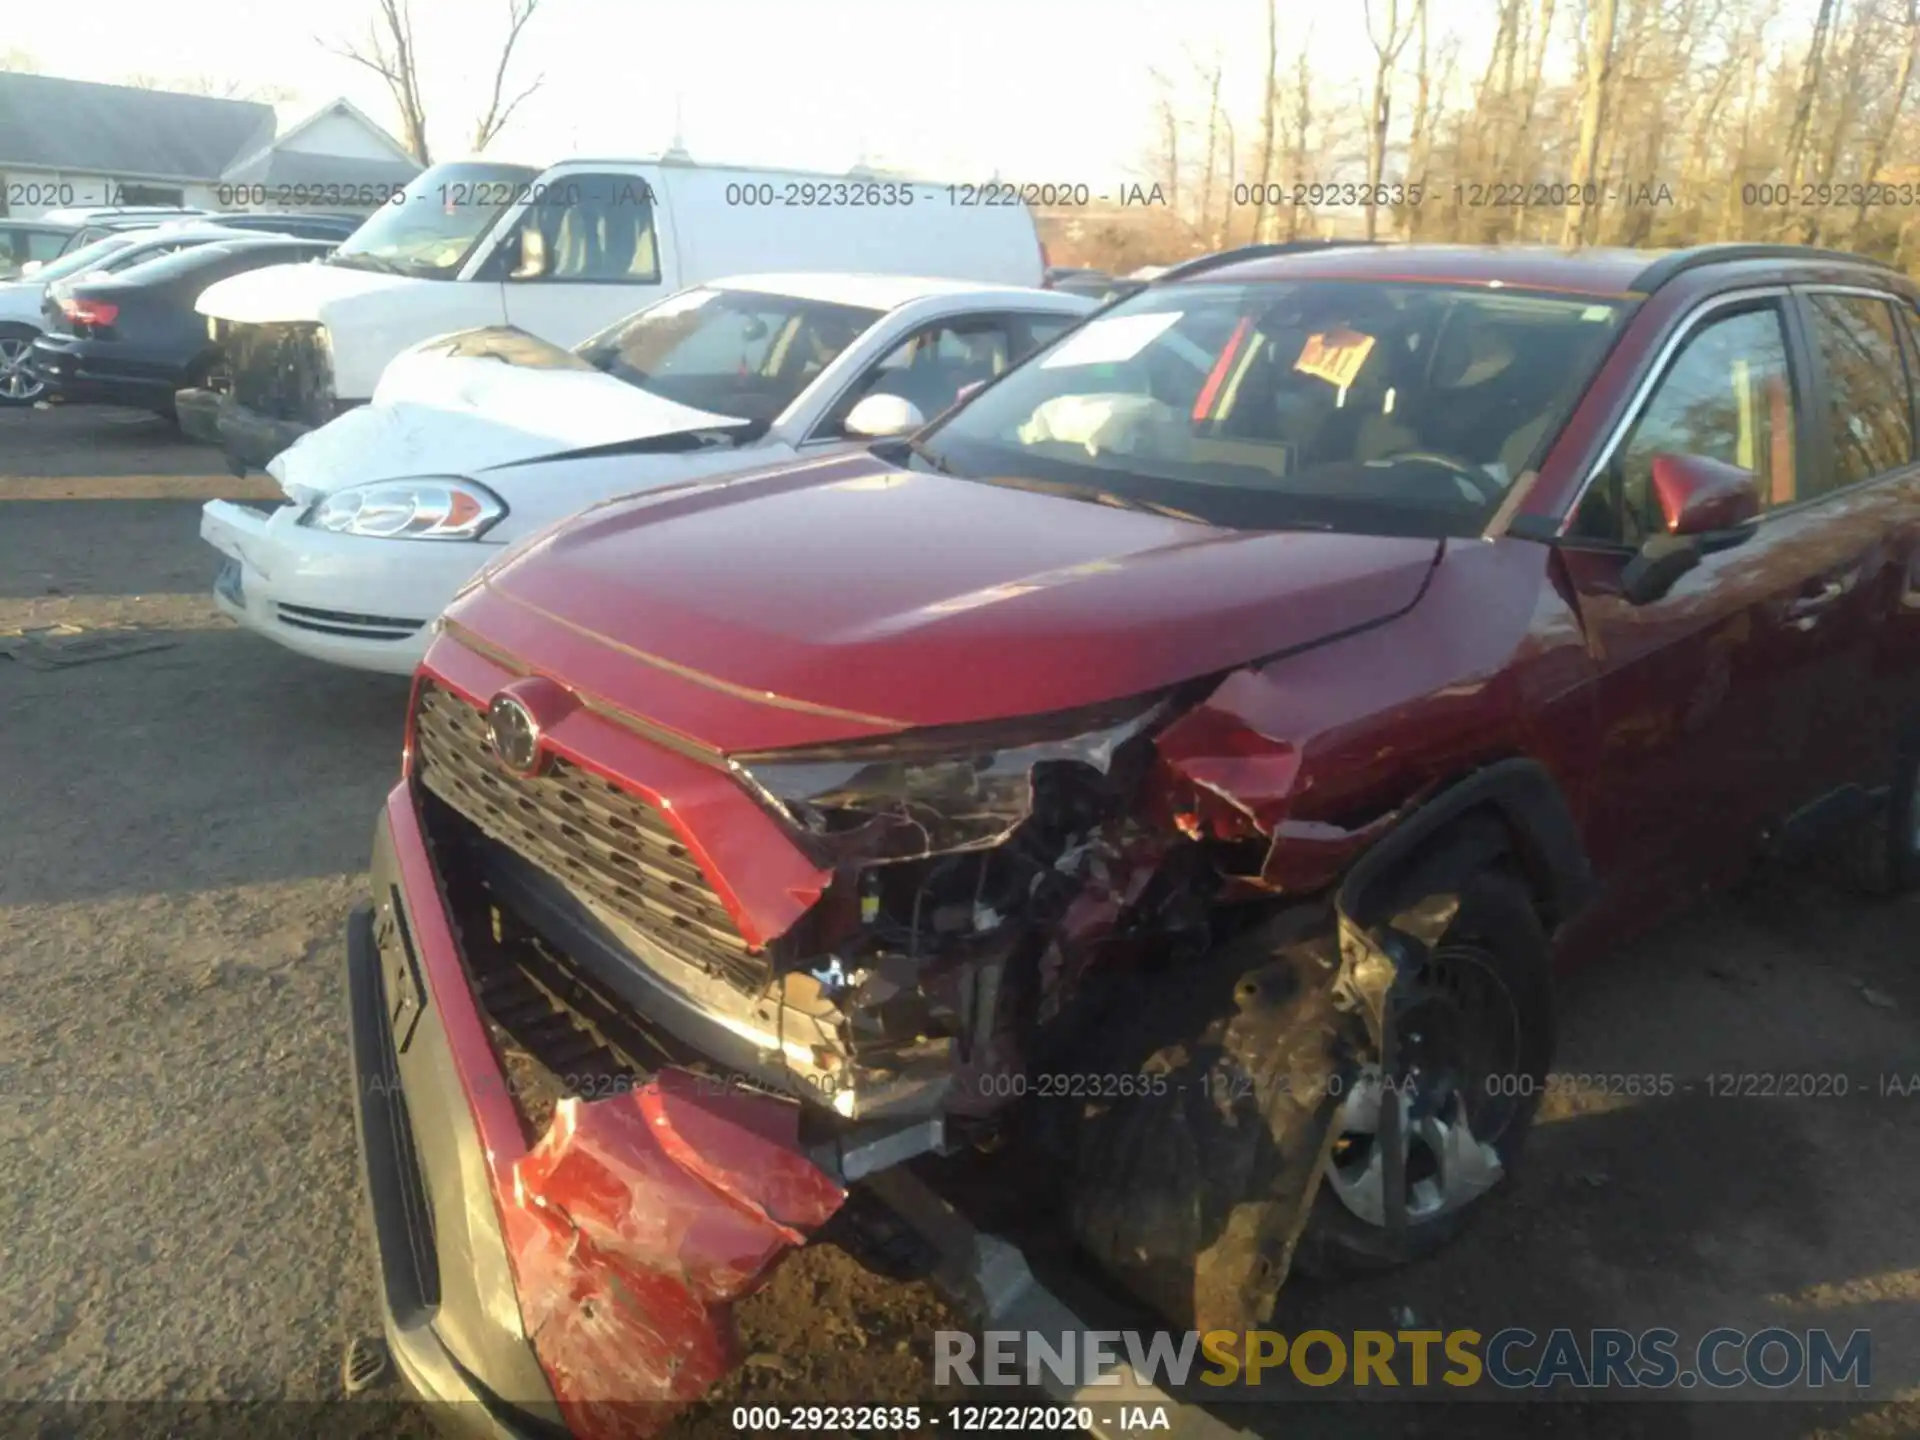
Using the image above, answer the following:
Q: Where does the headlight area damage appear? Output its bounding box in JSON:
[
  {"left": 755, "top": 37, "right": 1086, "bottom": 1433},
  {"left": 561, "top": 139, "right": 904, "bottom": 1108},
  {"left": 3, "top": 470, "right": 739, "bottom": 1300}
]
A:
[{"left": 404, "top": 667, "right": 1482, "bottom": 1435}]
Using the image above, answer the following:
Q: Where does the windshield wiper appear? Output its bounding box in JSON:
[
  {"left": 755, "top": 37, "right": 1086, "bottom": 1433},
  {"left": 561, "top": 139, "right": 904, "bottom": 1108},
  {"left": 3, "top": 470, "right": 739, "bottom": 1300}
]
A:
[{"left": 328, "top": 252, "right": 404, "bottom": 275}]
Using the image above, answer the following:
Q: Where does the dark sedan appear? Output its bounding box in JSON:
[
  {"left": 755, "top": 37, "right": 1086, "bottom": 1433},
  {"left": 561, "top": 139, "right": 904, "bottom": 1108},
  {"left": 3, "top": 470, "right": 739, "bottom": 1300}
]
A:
[{"left": 32, "top": 237, "right": 335, "bottom": 420}]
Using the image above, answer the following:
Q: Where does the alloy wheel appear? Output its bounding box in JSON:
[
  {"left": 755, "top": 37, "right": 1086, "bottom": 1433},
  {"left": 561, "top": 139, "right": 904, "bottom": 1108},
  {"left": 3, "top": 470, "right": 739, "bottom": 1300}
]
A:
[
  {"left": 1324, "top": 942, "right": 1520, "bottom": 1227},
  {"left": 0, "top": 337, "right": 45, "bottom": 403}
]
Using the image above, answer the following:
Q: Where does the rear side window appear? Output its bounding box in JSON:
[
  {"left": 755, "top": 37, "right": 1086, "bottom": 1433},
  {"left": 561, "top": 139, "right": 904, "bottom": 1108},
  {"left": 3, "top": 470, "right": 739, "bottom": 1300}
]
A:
[
  {"left": 1576, "top": 304, "right": 1797, "bottom": 545},
  {"left": 1804, "top": 292, "right": 1915, "bottom": 495}
]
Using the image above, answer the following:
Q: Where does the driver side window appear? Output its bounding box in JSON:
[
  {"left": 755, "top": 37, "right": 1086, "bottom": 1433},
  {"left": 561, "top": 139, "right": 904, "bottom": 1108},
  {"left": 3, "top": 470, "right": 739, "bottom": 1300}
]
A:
[{"left": 1574, "top": 304, "right": 1797, "bottom": 546}]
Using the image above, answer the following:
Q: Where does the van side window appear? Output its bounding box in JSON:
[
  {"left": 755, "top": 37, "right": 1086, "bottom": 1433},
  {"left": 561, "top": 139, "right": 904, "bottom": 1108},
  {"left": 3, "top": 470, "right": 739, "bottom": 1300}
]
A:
[
  {"left": 516, "top": 174, "right": 661, "bottom": 284},
  {"left": 1803, "top": 292, "right": 1915, "bottom": 495},
  {"left": 1572, "top": 305, "right": 1797, "bottom": 546}
]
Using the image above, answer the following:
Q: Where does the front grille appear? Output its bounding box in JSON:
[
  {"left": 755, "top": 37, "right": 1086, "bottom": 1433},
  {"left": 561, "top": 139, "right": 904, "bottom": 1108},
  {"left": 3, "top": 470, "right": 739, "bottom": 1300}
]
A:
[
  {"left": 228, "top": 320, "right": 334, "bottom": 424},
  {"left": 276, "top": 602, "right": 424, "bottom": 641},
  {"left": 411, "top": 682, "right": 768, "bottom": 991}
]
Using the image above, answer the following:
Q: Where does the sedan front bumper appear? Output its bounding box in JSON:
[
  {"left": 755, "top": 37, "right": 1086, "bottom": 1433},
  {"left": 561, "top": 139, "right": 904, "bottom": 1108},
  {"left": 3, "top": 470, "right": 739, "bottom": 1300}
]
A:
[{"left": 200, "top": 499, "right": 484, "bottom": 674}]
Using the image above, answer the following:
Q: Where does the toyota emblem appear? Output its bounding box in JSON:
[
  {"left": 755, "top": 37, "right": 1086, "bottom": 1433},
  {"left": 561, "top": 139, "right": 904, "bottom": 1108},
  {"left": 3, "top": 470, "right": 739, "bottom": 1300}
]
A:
[{"left": 486, "top": 694, "right": 546, "bottom": 776}]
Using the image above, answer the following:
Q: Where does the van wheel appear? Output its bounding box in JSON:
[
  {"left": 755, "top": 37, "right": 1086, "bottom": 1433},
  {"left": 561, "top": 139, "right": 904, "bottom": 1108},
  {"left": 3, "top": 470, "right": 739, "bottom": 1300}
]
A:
[
  {"left": 1834, "top": 739, "right": 1920, "bottom": 898},
  {"left": 1291, "top": 872, "right": 1553, "bottom": 1277},
  {"left": 0, "top": 326, "right": 45, "bottom": 405}
]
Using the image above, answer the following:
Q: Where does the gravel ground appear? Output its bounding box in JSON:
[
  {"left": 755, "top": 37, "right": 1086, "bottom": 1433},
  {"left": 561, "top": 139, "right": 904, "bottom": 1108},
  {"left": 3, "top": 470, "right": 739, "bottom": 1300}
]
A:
[{"left": 1, "top": 405, "right": 1915, "bottom": 1440}]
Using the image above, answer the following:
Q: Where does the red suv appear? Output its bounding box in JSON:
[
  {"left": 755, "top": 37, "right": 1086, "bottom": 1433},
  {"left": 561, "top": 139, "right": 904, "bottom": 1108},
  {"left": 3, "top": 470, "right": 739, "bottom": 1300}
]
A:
[{"left": 347, "top": 243, "right": 1920, "bottom": 1436}]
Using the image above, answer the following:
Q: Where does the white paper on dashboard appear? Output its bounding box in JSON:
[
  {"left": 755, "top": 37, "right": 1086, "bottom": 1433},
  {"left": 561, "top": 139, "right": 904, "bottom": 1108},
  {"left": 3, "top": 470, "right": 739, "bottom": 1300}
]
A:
[{"left": 1040, "top": 311, "right": 1184, "bottom": 368}]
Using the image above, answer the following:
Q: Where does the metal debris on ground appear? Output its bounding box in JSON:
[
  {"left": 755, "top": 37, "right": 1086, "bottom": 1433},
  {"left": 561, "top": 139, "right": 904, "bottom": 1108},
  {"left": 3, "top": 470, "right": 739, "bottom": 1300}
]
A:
[
  {"left": 341, "top": 1335, "right": 391, "bottom": 1394},
  {"left": 0, "top": 623, "right": 178, "bottom": 670}
]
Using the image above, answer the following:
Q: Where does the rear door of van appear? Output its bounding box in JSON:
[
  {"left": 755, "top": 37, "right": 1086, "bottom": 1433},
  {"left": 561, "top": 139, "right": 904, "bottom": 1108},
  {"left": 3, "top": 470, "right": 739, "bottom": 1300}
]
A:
[{"left": 484, "top": 166, "right": 680, "bottom": 349}]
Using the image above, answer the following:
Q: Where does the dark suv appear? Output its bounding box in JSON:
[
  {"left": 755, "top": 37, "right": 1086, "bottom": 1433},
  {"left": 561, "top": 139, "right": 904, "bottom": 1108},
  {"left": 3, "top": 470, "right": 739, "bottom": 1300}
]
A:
[{"left": 347, "top": 243, "right": 1920, "bottom": 1435}]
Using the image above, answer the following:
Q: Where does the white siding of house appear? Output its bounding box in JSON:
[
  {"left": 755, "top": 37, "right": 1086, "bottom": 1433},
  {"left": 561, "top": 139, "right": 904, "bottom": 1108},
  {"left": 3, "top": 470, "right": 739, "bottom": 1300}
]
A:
[{"left": 278, "top": 110, "right": 398, "bottom": 161}]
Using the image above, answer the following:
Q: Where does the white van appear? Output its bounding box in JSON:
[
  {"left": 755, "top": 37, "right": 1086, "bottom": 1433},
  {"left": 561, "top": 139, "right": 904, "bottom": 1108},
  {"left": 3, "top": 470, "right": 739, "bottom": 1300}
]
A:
[{"left": 182, "top": 155, "right": 1047, "bottom": 470}]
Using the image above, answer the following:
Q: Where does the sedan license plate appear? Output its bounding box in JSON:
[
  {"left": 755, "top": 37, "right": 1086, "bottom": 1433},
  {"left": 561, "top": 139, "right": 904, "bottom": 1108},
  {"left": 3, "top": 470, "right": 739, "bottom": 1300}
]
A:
[{"left": 214, "top": 558, "right": 245, "bottom": 607}]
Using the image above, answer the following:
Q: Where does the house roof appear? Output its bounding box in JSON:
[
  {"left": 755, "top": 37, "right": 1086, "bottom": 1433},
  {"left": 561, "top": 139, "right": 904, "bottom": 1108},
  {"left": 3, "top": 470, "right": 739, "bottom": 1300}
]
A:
[
  {"left": 221, "top": 148, "right": 423, "bottom": 189},
  {"left": 0, "top": 72, "right": 274, "bottom": 182}
]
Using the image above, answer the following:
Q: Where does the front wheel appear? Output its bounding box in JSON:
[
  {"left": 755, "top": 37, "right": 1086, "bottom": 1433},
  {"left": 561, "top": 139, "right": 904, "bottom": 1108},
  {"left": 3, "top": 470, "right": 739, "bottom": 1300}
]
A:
[
  {"left": 1292, "top": 873, "right": 1553, "bottom": 1276},
  {"left": 0, "top": 327, "right": 46, "bottom": 406}
]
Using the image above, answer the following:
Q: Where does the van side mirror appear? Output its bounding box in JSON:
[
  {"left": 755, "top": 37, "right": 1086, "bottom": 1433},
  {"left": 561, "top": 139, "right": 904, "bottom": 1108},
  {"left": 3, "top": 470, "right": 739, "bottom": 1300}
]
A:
[
  {"left": 844, "top": 394, "right": 925, "bottom": 439},
  {"left": 1620, "top": 453, "right": 1760, "bottom": 605},
  {"left": 21, "top": 260, "right": 44, "bottom": 278}
]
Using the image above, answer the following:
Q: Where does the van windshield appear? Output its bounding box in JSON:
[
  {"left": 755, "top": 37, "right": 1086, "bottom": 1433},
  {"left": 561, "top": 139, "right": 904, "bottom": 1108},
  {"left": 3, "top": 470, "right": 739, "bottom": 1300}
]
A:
[
  {"left": 577, "top": 287, "right": 884, "bottom": 425},
  {"left": 330, "top": 162, "right": 539, "bottom": 279}
]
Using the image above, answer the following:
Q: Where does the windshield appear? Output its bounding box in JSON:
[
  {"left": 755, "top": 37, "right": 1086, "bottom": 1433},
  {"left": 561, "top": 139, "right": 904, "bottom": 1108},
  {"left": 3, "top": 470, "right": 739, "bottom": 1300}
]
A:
[
  {"left": 916, "top": 279, "right": 1631, "bottom": 537},
  {"left": 330, "top": 161, "right": 539, "bottom": 278},
  {"left": 33, "top": 234, "right": 138, "bottom": 283},
  {"left": 576, "top": 286, "right": 884, "bottom": 425}
]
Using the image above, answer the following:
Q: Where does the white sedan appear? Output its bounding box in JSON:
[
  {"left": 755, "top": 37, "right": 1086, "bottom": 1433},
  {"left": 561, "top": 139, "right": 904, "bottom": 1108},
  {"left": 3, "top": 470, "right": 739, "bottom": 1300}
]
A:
[{"left": 200, "top": 274, "right": 1094, "bottom": 674}]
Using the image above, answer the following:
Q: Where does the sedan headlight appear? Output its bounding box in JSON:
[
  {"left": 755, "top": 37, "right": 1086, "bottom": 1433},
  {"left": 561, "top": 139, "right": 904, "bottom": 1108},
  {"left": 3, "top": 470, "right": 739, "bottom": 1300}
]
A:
[
  {"left": 302, "top": 478, "right": 506, "bottom": 541},
  {"left": 730, "top": 696, "right": 1167, "bottom": 864}
]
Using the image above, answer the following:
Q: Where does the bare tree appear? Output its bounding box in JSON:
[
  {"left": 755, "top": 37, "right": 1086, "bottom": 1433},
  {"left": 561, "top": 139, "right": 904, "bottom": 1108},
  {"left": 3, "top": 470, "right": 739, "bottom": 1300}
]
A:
[
  {"left": 471, "top": 0, "right": 544, "bottom": 152},
  {"left": 1254, "top": 0, "right": 1281, "bottom": 242},
  {"left": 1562, "top": 0, "right": 1620, "bottom": 246},
  {"left": 1852, "top": 0, "right": 1920, "bottom": 238},
  {"left": 1362, "top": 0, "right": 1418, "bottom": 240},
  {"left": 328, "top": 0, "right": 432, "bottom": 164},
  {"left": 1778, "top": 0, "right": 1840, "bottom": 235}
]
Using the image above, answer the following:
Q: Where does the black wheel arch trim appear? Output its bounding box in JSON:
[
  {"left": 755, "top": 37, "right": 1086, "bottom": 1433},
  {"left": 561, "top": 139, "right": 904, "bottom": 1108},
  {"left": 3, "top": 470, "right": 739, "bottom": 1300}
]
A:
[{"left": 1334, "top": 757, "right": 1593, "bottom": 933}]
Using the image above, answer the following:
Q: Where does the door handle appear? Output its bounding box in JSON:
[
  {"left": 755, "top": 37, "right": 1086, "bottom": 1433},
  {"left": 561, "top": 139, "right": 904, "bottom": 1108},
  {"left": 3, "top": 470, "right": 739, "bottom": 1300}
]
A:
[{"left": 1785, "top": 579, "right": 1846, "bottom": 630}]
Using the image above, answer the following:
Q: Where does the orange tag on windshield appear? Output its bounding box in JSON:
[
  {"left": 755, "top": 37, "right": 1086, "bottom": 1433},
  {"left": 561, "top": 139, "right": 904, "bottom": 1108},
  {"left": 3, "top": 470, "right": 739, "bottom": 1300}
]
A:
[{"left": 1294, "top": 328, "right": 1376, "bottom": 389}]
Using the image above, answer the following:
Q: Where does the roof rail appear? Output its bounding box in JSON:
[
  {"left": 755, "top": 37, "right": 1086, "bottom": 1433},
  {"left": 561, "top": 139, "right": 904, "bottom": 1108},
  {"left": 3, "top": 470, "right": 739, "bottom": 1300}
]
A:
[
  {"left": 1632, "top": 242, "right": 1898, "bottom": 292},
  {"left": 1152, "top": 238, "right": 1382, "bottom": 285}
]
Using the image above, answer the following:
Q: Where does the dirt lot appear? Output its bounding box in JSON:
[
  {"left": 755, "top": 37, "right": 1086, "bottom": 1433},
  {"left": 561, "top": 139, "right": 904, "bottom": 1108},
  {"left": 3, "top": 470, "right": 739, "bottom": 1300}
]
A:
[{"left": 1, "top": 404, "right": 1914, "bottom": 1440}]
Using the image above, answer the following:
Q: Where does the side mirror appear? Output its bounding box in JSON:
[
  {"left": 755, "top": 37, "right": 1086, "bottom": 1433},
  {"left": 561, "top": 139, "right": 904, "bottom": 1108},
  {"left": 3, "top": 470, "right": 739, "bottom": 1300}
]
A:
[
  {"left": 21, "top": 260, "right": 44, "bottom": 278},
  {"left": 1651, "top": 452, "right": 1759, "bottom": 536},
  {"left": 844, "top": 393, "right": 926, "bottom": 439},
  {"left": 1620, "top": 453, "right": 1760, "bottom": 605},
  {"left": 953, "top": 379, "right": 987, "bottom": 407}
]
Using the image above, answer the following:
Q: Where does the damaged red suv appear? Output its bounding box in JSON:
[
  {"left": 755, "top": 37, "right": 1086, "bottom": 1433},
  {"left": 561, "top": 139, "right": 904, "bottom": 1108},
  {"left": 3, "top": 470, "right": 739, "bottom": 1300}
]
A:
[{"left": 348, "top": 242, "right": 1920, "bottom": 1436}]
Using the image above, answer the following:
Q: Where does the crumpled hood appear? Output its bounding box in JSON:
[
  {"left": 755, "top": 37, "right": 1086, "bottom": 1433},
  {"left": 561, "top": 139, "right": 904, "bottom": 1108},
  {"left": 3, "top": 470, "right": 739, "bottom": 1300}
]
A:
[
  {"left": 268, "top": 329, "right": 746, "bottom": 497},
  {"left": 447, "top": 450, "right": 1442, "bottom": 739}
]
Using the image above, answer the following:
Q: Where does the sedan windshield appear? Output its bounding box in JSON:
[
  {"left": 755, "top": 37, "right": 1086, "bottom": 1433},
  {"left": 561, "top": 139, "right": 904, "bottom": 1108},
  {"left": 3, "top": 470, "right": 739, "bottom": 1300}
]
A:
[
  {"left": 916, "top": 279, "right": 1630, "bottom": 536},
  {"left": 577, "top": 287, "right": 883, "bottom": 425},
  {"left": 330, "top": 161, "right": 538, "bottom": 278}
]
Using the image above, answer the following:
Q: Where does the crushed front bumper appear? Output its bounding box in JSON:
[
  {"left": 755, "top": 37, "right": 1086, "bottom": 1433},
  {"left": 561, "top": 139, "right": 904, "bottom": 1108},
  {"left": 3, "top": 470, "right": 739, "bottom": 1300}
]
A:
[
  {"left": 349, "top": 785, "right": 846, "bottom": 1438},
  {"left": 176, "top": 386, "right": 315, "bottom": 475}
]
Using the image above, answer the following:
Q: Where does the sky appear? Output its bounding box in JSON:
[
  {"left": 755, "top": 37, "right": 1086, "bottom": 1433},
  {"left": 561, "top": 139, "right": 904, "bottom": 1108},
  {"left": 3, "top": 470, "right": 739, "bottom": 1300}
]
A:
[{"left": 7, "top": 0, "right": 1400, "bottom": 181}]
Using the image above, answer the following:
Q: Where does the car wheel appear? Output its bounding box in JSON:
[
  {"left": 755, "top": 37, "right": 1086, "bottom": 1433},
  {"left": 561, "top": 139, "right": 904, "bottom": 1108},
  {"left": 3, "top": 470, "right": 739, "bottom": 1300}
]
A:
[
  {"left": 1290, "top": 872, "right": 1553, "bottom": 1277},
  {"left": 1834, "top": 738, "right": 1920, "bottom": 898},
  {"left": 0, "top": 326, "right": 46, "bottom": 406}
]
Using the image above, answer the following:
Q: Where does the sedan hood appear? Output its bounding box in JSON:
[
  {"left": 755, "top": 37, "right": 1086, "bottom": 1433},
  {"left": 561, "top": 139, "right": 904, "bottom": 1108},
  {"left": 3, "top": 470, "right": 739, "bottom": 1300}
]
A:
[
  {"left": 268, "top": 329, "right": 747, "bottom": 497},
  {"left": 450, "top": 450, "right": 1442, "bottom": 739}
]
